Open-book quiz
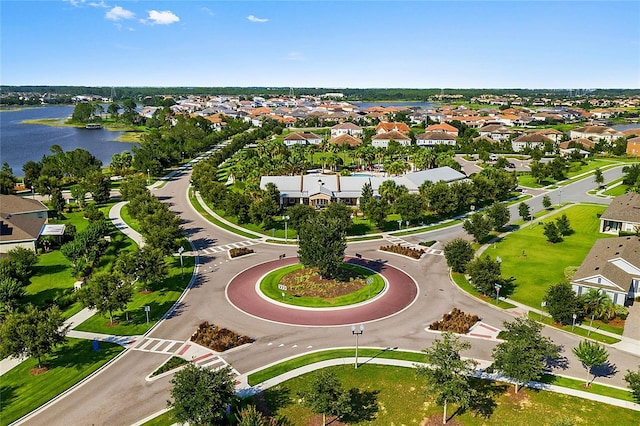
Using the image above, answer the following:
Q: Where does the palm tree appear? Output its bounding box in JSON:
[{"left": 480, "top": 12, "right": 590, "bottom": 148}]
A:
[{"left": 581, "top": 289, "right": 614, "bottom": 323}]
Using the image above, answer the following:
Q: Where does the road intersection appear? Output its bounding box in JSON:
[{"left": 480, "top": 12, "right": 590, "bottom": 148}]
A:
[{"left": 16, "top": 162, "right": 640, "bottom": 425}]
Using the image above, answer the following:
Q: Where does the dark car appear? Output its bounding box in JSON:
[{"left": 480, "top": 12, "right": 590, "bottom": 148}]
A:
[{"left": 507, "top": 162, "right": 516, "bottom": 168}]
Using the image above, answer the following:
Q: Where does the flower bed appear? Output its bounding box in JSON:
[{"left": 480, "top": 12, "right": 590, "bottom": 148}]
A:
[
  {"left": 379, "top": 244, "right": 424, "bottom": 259},
  {"left": 429, "top": 308, "right": 480, "bottom": 334},
  {"left": 191, "top": 321, "right": 253, "bottom": 352},
  {"left": 229, "top": 247, "right": 254, "bottom": 258}
]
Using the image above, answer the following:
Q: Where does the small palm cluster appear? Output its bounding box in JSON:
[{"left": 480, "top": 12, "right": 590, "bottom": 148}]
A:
[
  {"left": 429, "top": 308, "right": 480, "bottom": 334},
  {"left": 191, "top": 321, "right": 252, "bottom": 352},
  {"left": 379, "top": 244, "right": 424, "bottom": 259}
]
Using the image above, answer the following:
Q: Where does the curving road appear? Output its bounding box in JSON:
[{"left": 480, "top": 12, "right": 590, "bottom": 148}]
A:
[{"left": 19, "top": 162, "right": 639, "bottom": 425}]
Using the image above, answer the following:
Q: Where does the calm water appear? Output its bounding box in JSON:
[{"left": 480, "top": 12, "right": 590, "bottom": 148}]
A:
[
  {"left": 353, "top": 101, "right": 435, "bottom": 109},
  {"left": 0, "top": 105, "right": 136, "bottom": 176}
]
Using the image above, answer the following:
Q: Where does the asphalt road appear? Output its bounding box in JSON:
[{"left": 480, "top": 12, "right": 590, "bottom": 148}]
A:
[{"left": 20, "top": 163, "right": 638, "bottom": 425}]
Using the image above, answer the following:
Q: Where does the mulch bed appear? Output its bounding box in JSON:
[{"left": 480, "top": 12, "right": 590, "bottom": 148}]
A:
[
  {"left": 279, "top": 266, "right": 367, "bottom": 298},
  {"left": 30, "top": 366, "right": 49, "bottom": 376},
  {"left": 191, "top": 321, "right": 252, "bottom": 352}
]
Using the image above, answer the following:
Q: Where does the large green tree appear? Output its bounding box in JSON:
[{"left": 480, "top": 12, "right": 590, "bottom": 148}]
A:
[
  {"left": 572, "top": 340, "right": 610, "bottom": 387},
  {"left": 624, "top": 367, "right": 640, "bottom": 403},
  {"left": 491, "top": 317, "right": 559, "bottom": 392},
  {"left": 465, "top": 255, "right": 503, "bottom": 296},
  {"left": 395, "top": 193, "right": 424, "bottom": 225},
  {"left": 168, "top": 363, "right": 236, "bottom": 425},
  {"left": 0, "top": 304, "right": 68, "bottom": 368},
  {"left": 78, "top": 271, "right": 133, "bottom": 324},
  {"left": 0, "top": 162, "right": 18, "bottom": 195},
  {"left": 298, "top": 369, "right": 351, "bottom": 425},
  {"left": 443, "top": 238, "right": 474, "bottom": 273},
  {"left": 139, "top": 205, "right": 183, "bottom": 255},
  {"left": 416, "top": 332, "right": 477, "bottom": 424},
  {"left": 462, "top": 213, "right": 492, "bottom": 243},
  {"left": 485, "top": 201, "right": 510, "bottom": 231},
  {"left": 297, "top": 215, "right": 347, "bottom": 279},
  {"left": 543, "top": 282, "right": 580, "bottom": 325}
]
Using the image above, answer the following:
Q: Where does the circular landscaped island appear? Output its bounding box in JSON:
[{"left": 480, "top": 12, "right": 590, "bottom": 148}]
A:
[{"left": 259, "top": 263, "right": 386, "bottom": 307}]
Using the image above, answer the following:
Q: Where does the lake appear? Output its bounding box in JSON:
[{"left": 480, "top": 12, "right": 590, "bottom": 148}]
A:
[
  {"left": 353, "top": 101, "right": 436, "bottom": 109},
  {"left": 0, "top": 105, "right": 136, "bottom": 176}
]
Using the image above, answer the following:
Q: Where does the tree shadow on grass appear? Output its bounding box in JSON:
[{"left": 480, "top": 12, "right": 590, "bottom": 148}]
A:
[
  {"left": 261, "top": 385, "right": 292, "bottom": 414},
  {"left": 466, "top": 378, "right": 501, "bottom": 419},
  {"left": 341, "top": 388, "right": 379, "bottom": 423},
  {"left": 32, "top": 263, "right": 68, "bottom": 277},
  {"left": 0, "top": 384, "right": 19, "bottom": 408}
]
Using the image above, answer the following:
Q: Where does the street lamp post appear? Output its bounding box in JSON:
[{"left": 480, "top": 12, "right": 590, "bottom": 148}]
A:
[
  {"left": 178, "top": 246, "right": 185, "bottom": 277},
  {"left": 282, "top": 215, "right": 290, "bottom": 242},
  {"left": 146, "top": 168, "right": 150, "bottom": 186},
  {"left": 559, "top": 188, "right": 562, "bottom": 206},
  {"left": 494, "top": 283, "right": 502, "bottom": 304},
  {"left": 397, "top": 219, "right": 402, "bottom": 230},
  {"left": 31, "top": 185, "right": 35, "bottom": 199},
  {"left": 571, "top": 313, "right": 577, "bottom": 331},
  {"left": 351, "top": 324, "right": 364, "bottom": 369}
]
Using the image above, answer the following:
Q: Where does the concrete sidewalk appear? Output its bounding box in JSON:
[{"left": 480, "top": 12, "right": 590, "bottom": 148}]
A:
[{"left": 109, "top": 201, "right": 144, "bottom": 247}]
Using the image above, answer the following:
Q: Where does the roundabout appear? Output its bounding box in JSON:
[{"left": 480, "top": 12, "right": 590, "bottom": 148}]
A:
[{"left": 226, "top": 256, "right": 419, "bottom": 326}]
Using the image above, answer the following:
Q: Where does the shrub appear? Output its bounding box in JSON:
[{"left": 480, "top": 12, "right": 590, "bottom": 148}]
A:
[
  {"left": 191, "top": 321, "right": 252, "bottom": 352},
  {"left": 379, "top": 244, "right": 424, "bottom": 259},
  {"left": 229, "top": 247, "right": 255, "bottom": 258},
  {"left": 429, "top": 308, "right": 480, "bottom": 334}
]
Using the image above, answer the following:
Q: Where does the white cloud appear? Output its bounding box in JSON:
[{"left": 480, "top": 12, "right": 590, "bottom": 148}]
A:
[
  {"left": 88, "top": 1, "right": 108, "bottom": 8},
  {"left": 106, "top": 6, "right": 134, "bottom": 21},
  {"left": 143, "top": 10, "right": 180, "bottom": 25},
  {"left": 286, "top": 52, "right": 304, "bottom": 61},
  {"left": 247, "top": 15, "right": 268, "bottom": 23},
  {"left": 201, "top": 7, "right": 215, "bottom": 17}
]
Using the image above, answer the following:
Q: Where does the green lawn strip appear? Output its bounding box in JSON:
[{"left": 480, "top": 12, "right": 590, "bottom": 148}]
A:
[
  {"left": 346, "top": 235, "right": 383, "bottom": 242},
  {"left": 74, "top": 255, "right": 195, "bottom": 335},
  {"left": 262, "top": 365, "right": 640, "bottom": 425},
  {"left": 188, "top": 191, "right": 260, "bottom": 239},
  {"left": 493, "top": 205, "right": 612, "bottom": 308},
  {"left": 590, "top": 319, "right": 624, "bottom": 335},
  {"left": 247, "top": 348, "right": 424, "bottom": 386},
  {"left": 260, "top": 263, "right": 385, "bottom": 308},
  {"left": 150, "top": 356, "right": 188, "bottom": 377},
  {"left": 451, "top": 272, "right": 517, "bottom": 309},
  {"left": 0, "top": 338, "right": 124, "bottom": 426},
  {"left": 527, "top": 312, "right": 620, "bottom": 344},
  {"left": 264, "top": 239, "right": 299, "bottom": 244},
  {"left": 22, "top": 250, "right": 75, "bottom": 309},
  {"left": 539, "top": 374, "right": 635, "bottom": 403},
  {"left": 141, "top": 410, "right": 176, "bottom": 426},
  {"left": 119, "top": 203, "right": 141, "bottom": 233},
  {"left": 604, "top": 184, "right": 630, "bottom": 197},
  {"left": 391, "top": 219, "right": 463, "bottom": 237}
]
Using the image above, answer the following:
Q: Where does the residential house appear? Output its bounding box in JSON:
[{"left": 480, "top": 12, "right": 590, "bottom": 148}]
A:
[
  {"left": 571, "top": 236, "right": 640, "bottom": 305},
  {"left": 0, "top": 195, "right": 48, "bottom": 253},
  {"left": 530, "top": 128, "right": 564, "bottom": 143},
  {"left": 416, "top": 131, "right": 456, "bottom": 147},
  {"left": 600, "top": 193, "right": 640, "bottom": 234},
  {"left": 511, "top": 133, "right": 554, "bottom": 152},
  {"left": 283, "top": 132, "right": 322, "bottom": 147},
  {"left": 328, "top": 134, "right": 362, "bottom": 147},
  {"left": 478, "top": 124, "right": 513, "bottom": 142},
  {"left": 425, "top": 123, "right": 459, "bottom": 137},
  {"left": 371, "top": 130, "right": 411, "bottom": 148},
  {"left": 375, "top": 122, "right": 411, "bottom": 135},
  {"left": 259, "top": 166, "right": 466, "bottom": 208},
  {"left": 330, "top": 122, "right": 363, "bottom": 138},
  {"left": 558, "top": 138, "right": 596, "bottom": 151},
  {"left": 570, "top": 126, "right": 623, "bottom": 142},
  {"left": 626, "top": 136, "right": 640, "bottom": 157}
]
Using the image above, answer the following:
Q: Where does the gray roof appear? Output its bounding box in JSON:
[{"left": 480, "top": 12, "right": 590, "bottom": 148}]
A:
[
  {"left": 600, "top": 193, "right": 640, "bottom": 224},
  {"left": 0, "top": 195, "right": 48, "bottom": 215},
  {"left": 573, "top": 236, "right": 640, "bottom": 293}
]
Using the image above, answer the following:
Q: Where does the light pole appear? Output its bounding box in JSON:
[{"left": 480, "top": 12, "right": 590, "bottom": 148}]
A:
[
  {"left": 571, "top": 313, "right": 577, "bottom": 331},
  {"left": 282, "top": 215, "right": 290, "bottom": 242},
  {"left": 351, "top": 324, "right": 364, "bottom": 369},
  {"left": 397, "top": 219, "right": 402, "bottom": 230},
  {"left": 146, "top": 168, "right": 150, "bottom": 186},
  {"left": 494, "top": 283, "right": 502, "bottom": 304},
  {"left": 559, "top": 188, "right": 562, "bottom": 206},
  {"left": 31, "top": 185, "right": 35, "bottom": 199},
  {"left": 178, "top": 246, "right": 184, "bottom": 277}
]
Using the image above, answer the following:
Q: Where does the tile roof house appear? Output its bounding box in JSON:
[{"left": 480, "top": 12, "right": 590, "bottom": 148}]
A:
[
  {"left": 571, "top": 236, "right": 640, "bottom": 305},
  {"left": 558, "top": 138, "right": 596, "bottom": 150},
  {"left": 600, "top": 193, "right": 640, "bottom": 235},
  {"left": 260, "top": 167, "right": 466, "bottom": 209},
  {"left": 478, "top": 124, "right": 513, "bottom": 141},
  {"left": 330, "top": 122, "right": 363, "bottom": 138},
  {"left": 371, "top": 130, "right": 411, "bottom": 148},
  {"left": 375, "top": 122, "right": 411, "bottom": 135},
  {"left": 283, "top": 132, "right": 322, "bottom": 147},
  {"left": 569, "top": 126, "right": 623, "bottom": 142},
  {"left": 626, "top": 136, "right": 640, "bottom": 157},
  {"left": 0, "top": 195, "right": 48, "bottom": 253},
  {"left": 328, "top": 134, "right": 362, "bottom": 147},
  {"left": 425, "top": 123, "right": 459, "bottom": 137}
]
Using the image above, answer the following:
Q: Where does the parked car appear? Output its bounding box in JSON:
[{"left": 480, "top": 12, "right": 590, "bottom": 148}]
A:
[{"left": 507, "top": 162, "right": 516, "bottom": 168}]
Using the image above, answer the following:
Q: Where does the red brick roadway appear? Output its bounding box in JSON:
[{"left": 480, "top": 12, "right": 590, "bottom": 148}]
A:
[{"left": 226, "top": 256, "right": 418, "bottom": 326}]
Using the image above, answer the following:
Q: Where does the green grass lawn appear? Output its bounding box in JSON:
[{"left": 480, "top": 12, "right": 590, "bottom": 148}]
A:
[
  {"left": 262, "top": 365, "right": 640, "bottom": 425},
  {"left": 527, "top": 312, "right": 620, "bottom": 345},
  {"left": 0, "top": 338, "right": 124, "bottom": 426},
  {"left": 451, "top": 272, "right": 517, "bottom": 309},
  {"left": 604, "top": 184, "right": 630, "bottom": 196},
  {"left": 119, "top": 204, "right": 141, "bottom": 233},
  {"left": 492, "top": 205, "right": 612, "bottom": 308},
  {"left": 260, "top": 263, "right": 385, "bottom": 307},
  {"left": 540, "top": 374, "right": 635, "bottom": 403},
  {"left": 73, "top": 253, "right": 194, "bottom": 335}
]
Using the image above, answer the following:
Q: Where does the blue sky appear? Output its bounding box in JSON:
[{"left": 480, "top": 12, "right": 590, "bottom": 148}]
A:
[{"left": 2, "top": 1, "right": 639, "bottom": 88}]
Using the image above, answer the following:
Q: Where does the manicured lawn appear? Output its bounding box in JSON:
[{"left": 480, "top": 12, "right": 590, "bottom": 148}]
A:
[
  {"left": 0, "top": 338, "right": 124, "bottom": 426},
  {"left": 262, "top": 365, "right": 640, "bottom": 425},
  {"left": 260, "top": 263, "right": 385, "bottom": 307},
  {"left": 604, "top": 184, "right": 629, "bottom": 196},
  {"left": 119, "top": 204, "right": 141, "bottom": 233},
  {"left": 540, "top": 374, "right": 635, "bottom": 403},
  {"left": 22, "top": 250, "right": 77, "bottom": 312},
  {"left": 74, "top": 253, "right": 195, "bottom": 335},
  {"left": 492, "top": 205, "right": 612, "bottom": 308},
  {"left": 189, "top": 190, "right": 260, "bottom": 239},
  {"left": 451, "top": 272, "right": 517, "bottom": 309},
  {"left": 527, "top": 312, "right": 620, "bottom": 345},
  {"left": 141, "top": 410, "right": 176, "bottom": 426}
]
